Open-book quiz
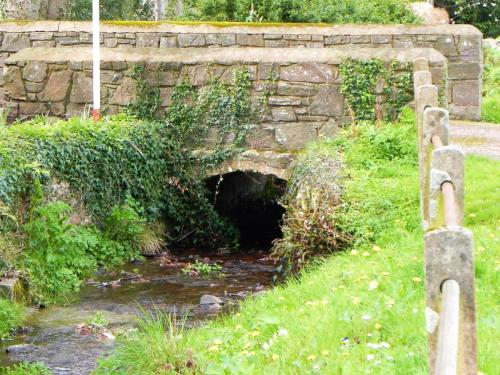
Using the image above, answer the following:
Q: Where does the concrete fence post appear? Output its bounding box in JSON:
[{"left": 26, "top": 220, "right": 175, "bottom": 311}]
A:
[
  {"left": 429, "top": 146, "right": 464, "bottom": 228},
  {"left": 424, "top": 227, "right": 477, "bottom": 375},
  {"left": 420, "top": 107, "right": 448, "bottom": 228}
]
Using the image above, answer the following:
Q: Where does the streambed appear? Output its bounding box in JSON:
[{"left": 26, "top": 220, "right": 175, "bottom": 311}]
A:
[{"left": 0, "top": 251, "right": 275, "bottom": 374}]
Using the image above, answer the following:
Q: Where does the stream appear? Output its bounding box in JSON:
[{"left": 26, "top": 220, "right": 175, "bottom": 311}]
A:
[{"left": 0, "top": 251, "right": 276, "bottom": 374}]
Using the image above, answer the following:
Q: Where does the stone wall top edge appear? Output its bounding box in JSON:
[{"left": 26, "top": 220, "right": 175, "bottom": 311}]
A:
[
  {"left": 0, "top": 20, "right": 482, "bottom": 36},
  {"left": 6, "top": 47, "right": 446, "bottom": 65}
]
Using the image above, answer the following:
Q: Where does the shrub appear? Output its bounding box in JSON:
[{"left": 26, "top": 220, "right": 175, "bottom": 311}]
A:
[
  {"left": 176, "top": 0, "right": 420, "bottom": 24},
  {"left": 482, "top": 45, "right": 500, "bottom": 123},
  {"left": 63, "top": 0, "right": 154, "bottom": 20},
  {"left": 0, "top": 299, "right": 22, "bottom": 340},
  {"left": 436, "top": 1, "right": 499, "bottom": 38},
  {"left": 0, "top": 362, "right": 51, "bottom": 375}
]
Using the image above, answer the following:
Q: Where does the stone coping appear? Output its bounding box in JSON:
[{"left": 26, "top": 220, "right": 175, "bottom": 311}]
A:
[
  {"left": 0, "top": 20, "right": 482, "bottom": 36},
  {"left": 6, "top": 47, "right": 446, "bottom": 66}
]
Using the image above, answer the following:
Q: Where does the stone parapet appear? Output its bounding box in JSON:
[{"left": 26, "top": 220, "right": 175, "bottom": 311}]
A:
[
  {"left": 0, "top": 21, "right": 482, "bottom": 120},
  {"left": 3, "top": 46, "right": 446, "bottom": 151}
]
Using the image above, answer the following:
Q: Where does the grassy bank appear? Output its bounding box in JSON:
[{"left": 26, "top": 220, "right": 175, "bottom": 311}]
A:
[{"left": 96, "top": 111, "right": 499, "bottom": 374}]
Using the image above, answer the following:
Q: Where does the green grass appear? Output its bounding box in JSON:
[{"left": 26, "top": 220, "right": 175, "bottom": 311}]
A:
[
  {"left": 482, "top": 44, "right": 500, "bottom": 124},
  {"left": 0, "top": 298, "right": 23, "bottom": 340},
  {"left": 96, "top": 113, "right": 499, "bottom": 374}
]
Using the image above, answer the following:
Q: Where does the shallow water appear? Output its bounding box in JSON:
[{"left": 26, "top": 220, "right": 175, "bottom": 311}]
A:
[{"left": 0, "top": 251, "right": 275, "bottom": 374}]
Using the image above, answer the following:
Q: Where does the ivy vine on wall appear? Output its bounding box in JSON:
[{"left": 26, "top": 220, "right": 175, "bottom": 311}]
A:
[{"left": 339, "top": 59, "right": 413, "bottom": 123}]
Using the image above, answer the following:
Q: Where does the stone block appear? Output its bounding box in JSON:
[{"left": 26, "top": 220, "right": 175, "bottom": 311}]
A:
[
  {"left": 19, "top": 101, "right": 48, "bottom": 117},
  {"left": 160, "top": 36, "right": 177, "bottom": 48},
  {"left": 49, "top": 101, "right": 66, "bottom": 116},
  {"left": 280, "top": 63, "right": 335, "bottom": 83},
  {"left": 159, "top": 87, "right": 173, "bottom": 107},
  {"left": 109, "top": 77, "right": 137, "bottom": 106},
  {"left": 3, "top": 67, "right": 26, "bottom": 100},
  {"left": 220, "top": 34, "right": 236, "bottom": 46},
  {"left": 447, "top": 62, "right": 481, "bottom": 80},
  {"left": 25, "top": 82, "right": 44, "bottom": 93},
  {"left": 351, "top": 35, "right": 371, "bottom": 44},
  {"left": 0, "top": 279, "right": 19, "bottom": 300},
  {"left": 247, "top": 126, "right": 276, "bottom": 149},
  {"left": 237, "top": 34, "right": 264, "bottom": 47},
  {"left": 1, "top": 33, "right": 30, "bottom": 52},
  {"left": 394, "top": 36, "right": 414, "bottom": 48},
  {"left": 268, "top": 96, "right": 302, "bottom": 106},
  {"left": 178, "top": 34, "right": 206, "bottom": 47},
  {"left": 205, "top": 34, "right": 221, "bottom": 45},
  {"left": 66, "top": 103, "right": 87, "bottom": 117},
  {"left": 104, "top": 38, "right": 118, "bottom": 48},
  {"left": 435, "top": 35, "right": 459, "bottom": 57},
  {"left": 264, "top": 34, "right": 282, "bottom": 40},
  {"left": 101, "top": 71, "right": 123, "bottom": 84},
  {"left": 309, "top": 85, "right": 344, "bottom": 116},
  {"left": 136, "top": 33, "right": 160, "bottom": 48},
  {"left": 324, "top": 35, "right": 349, "bottom": 45},
  {"left": 29, "top": 32, "right": 54, "bottom": 41},
  {"left": 372, "top": 35, "right": 392, "bottom": 44},
  {"left": 452, "top": 81, "right": 479, "bottom": 107},
  {"left": 41, "top": 70, "right": 72, "bottom": 102},
  {"left": 22, "top": 62, "right": 47, "bottom": 82},
  {"left": 277, "top": 82, "right": 316, "bottom": 96},
  {"left": 274, "top": 122, "right": 318, "bottom": 150},
  {"left": 32, "top": 40, "right": 56, "bottom": 48},
  {"left": 265, "top": 39, "right": 288, "bottom": 48},
  {"left": 70, "top": 72, "right": 93, "bottom": 104},
  {"left": 271, "top": 107, "right": 297, "bottom": 122}
]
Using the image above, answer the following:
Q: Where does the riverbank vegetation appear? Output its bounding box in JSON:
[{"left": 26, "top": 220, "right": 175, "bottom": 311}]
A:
[
  {"left": 96, "top": 109, "right": 499, "bottom": 374},
  {"left": 0, "top": 69, "right": 258, "bottom": 339}
]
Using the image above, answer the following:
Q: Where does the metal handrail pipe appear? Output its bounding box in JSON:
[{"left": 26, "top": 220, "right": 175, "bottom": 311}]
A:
[
  {"left": 441, "top": 181, "right": 458, "bottom": 227},
  {"left": 432, "top": 134, "right": 444, "bottom": 149},
  {"left": 435, "top": 279, "right": 460, "bottom": 375}
]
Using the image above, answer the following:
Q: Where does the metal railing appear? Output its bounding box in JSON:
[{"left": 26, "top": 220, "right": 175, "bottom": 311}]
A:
[{"left": 413, "top": 58, "right": 477, "bottom": 375}]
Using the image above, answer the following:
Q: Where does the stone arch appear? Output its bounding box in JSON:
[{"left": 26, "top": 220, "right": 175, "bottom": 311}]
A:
[{"left": 205, "top": 169, "right": 288, "bottom": 249}]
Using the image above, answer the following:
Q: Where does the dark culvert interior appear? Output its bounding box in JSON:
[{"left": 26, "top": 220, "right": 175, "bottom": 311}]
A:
[{"left": 205, "top": 171, "right": 287, "bottom": 250}]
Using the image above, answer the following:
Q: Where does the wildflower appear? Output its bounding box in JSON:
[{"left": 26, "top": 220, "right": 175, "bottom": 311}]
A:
[
  {"left": 331, "top": 287, "right": 338, "bottom": 292},
  {"left": 361, "top": 314, "right": 372, "bottom": 321},
  {"left": 374, "top": 323, "right": 382, "bottom": 330},
  {"left": 469, "top": 213, "right": 476, "bottom": 218},
  {"left": 382, "top": 272, "right": 389, "bottom": 276},
  {"left": 213, "top": 339, "right": 222, "bottom": 345},
  {"left": 352, "top": 297, "right": 361, "bottom": 305},
  {"left": 278, "top": 297, "right": 285, "bottom": 301},
  {"left": 277, "top": 328, "right": 289, "bottom": 336},
  {"left": 313, "top": 364, "right": 321, "bottom": 371},
  {"left": 235, "top": 324, "right": 243, "bottom": 330},
  {"left": 351, "top": 250, "right": 359, "bottom": 256},
  {"left": 363, "top": 252, "right": 370, "bottom": 257},
  {"left": 306, "top": 300, "right": 319, "bottom": 306},
  {"left": 478, "top": 246, "right": 485, "bottom": 252},
  {"left": 386, "top": 355, "right": 394, "bottom": 361},
  {"left": 262, "top": 343, "right": 270, "bottom": 351},
  {"left": 321, "top": 350, "right": 330, "bottom": 357},
  {"left": 341, "top": 351, "right": 349, "bottom": 356},
  {"left": 244, "top": 342, "right": 253, "bottom": 349},
  {"left": 380, "top": 342, "right": 390, "bottom": 349},
  {"left": 372, "top": 245, "right": 381, "bottom": 252},
  {"left": 307, "top": 354, "right": 317, "bottom": 361},
  {"left": 412, "top": 277, "right": 422, "bottom": 283},
  {"left": 321, "top": 298, "right": 329, "bottom": 305},
  {"left": 367, "top": 354, "right": 374, "bottom": 361},
  {"left": 367, "top": 343, "right": 381, "bottom": 349},
  {"left": 208, "top": 345, "right": 219, "bottom": 352},
  {"left": 360, "top": 274, "right": 369, "bottom": 280},
  {"left": 272, "top": 354, "right": 279, "bottom": 361},
  {"left": 249, "top": 331, "right": 260, "bottom": 337},
  {"left": 368, "top": 280, "right": 379, "bottom": 291},
  {"left": 338, "top": 285, "right": 345, "bottom": 289},
  {"left": 240, "top": 350, "right": 249, "bottom": 356}
]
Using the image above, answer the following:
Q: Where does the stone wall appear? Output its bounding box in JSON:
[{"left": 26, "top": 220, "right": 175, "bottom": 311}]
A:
[
  {"left": 4, "top": 47, "right": 446, "bottom": 152},
  {"left": 0, "top": 22, "right": 482, "bottom": 119}
]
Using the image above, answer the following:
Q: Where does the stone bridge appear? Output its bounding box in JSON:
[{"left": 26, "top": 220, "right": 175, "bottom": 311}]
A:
[{"left": 0, "top": 21, "right": 482, "bottom": 178}]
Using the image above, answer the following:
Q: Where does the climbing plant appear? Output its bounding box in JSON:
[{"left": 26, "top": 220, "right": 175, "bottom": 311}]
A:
[{"left": 339, "top": 58, "right": 413, "bottom": 123}]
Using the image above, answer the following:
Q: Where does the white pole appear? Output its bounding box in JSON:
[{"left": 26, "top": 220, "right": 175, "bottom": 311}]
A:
[{"left": 92, "top": 0, "right": 101, "bottom": 120}]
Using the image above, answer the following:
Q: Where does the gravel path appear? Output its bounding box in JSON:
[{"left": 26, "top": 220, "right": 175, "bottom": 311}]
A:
[{"left": 449, "top": 121, "right": 500, "bottom": 160}]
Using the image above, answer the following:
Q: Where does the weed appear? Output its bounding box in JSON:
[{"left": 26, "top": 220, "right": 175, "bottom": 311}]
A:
[{"left": 181, "top": 260, "right": 223, "bottom": 277}]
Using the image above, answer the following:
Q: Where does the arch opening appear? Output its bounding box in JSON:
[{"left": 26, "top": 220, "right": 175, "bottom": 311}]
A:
[{"left": 205, "top": 171, "right": 287, "bottom": 250}]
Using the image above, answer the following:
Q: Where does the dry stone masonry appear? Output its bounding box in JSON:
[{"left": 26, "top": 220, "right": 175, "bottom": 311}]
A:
[
  {"left": 0, "top": 21, "right": 483, "bottom": 120},
  {"left": 4, "top": 47, "right": 446, "bottom": 154}
]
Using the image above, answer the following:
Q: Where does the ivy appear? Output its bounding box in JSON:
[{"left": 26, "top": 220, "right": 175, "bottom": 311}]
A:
[{"left": 340, "top": 59, "right": 413, "bottom": 123}]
